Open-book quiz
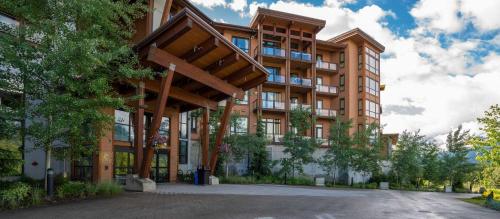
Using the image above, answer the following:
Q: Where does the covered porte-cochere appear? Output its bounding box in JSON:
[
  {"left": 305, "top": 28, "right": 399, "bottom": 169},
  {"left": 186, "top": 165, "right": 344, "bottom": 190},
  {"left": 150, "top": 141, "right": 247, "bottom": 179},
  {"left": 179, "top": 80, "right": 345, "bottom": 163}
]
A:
[{"left": 91, "top": 7, "right": 267, "bottom": 184}]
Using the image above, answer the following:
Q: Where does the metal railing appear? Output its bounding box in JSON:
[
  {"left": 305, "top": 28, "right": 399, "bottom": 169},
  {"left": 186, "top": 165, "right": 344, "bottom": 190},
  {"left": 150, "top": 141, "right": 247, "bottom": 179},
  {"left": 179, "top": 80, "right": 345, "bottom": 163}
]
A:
[
  {"left": 316, "top": 85, "right": 337, "bottom": 94},
  {"left": 290, "top": 51, "right": 312, "bottom": 61},
  {"left": 262, "top": 46, "right": 286, "bottom": 57},
  {"left": 267, "top": 74, "right": 286, "bottom": 84},
  {"left": 290, "top": 103, "right": 311, "bottom": 110},
  {"left": 262, "top": 100, "right": 285, "bottom": 110},
  {"left": 316, "top": 61, "right": 337, "bottom": 71},
  {"left": 317, "top": 109, "right": 337, "bottom": 117},
  {"left": 290, "top": 77, "right": 312, "bottom": 86}
]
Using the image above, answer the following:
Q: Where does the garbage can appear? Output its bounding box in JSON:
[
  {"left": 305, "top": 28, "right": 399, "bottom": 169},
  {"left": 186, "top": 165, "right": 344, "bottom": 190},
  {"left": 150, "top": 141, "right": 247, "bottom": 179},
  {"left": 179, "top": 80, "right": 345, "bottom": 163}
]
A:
[
  {"left": 203, "top": 168, "right": 210, "bottom": 185},
  {"left": 197, "top": 167, "right": 205, "bottom": 185},
  {"left": 194, "top": 169, "right": 199, "bottom": 185}
]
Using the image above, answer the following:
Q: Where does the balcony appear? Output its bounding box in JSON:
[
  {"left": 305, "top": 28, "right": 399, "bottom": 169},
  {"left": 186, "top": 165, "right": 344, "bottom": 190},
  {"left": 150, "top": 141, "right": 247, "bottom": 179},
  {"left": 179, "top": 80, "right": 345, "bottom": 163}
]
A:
[
  {"left": 262, "top": 100, "right": 285, "bottom": 110},
  {"left": 267, "top": 74, "right": 286, "bottom": 84},
  {"left": 266, "top": 134, "right": 284, "bottom": 143},
  {"left": 316, "top": 85, "right": 337, "bottom": 95},
  {"left": 290, "top": 77, "right": 312, "bottom": 87},
  {"left": 316, "top": 61, "right": 337, "bottom": 71},
  {"left": 290, "top": 103, "right": 311, "bottom": 110},
  {"left": 262, "top": 46, "right": 286, "bottom": 58},
  {"left": 290, "top": 51, "right": 312, "bottom": 62},
  {"left": 317, "top": 109, "right": 337, "bottom": 118}
]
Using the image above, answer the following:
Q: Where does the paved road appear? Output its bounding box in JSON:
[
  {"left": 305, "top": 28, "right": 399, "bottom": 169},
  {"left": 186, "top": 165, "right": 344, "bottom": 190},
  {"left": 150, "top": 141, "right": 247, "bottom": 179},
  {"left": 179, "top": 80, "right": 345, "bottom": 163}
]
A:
[{"left": 1, "top": 184, "right": 498, "bottom": 219}]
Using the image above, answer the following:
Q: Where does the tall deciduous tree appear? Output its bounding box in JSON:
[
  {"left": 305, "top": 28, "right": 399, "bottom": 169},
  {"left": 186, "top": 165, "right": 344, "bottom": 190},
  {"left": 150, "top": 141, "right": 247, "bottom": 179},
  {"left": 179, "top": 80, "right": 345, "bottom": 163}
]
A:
[
  {"left": 319, "top": 119, "right": 354, "bottom": 185},
  {"left": 469, "top": 104, "right": 499, "bottom": 188},
  {"left": 351, "top": 123, "right": 382, "bottom": 187},
  {"left": 443, "top": 125, "right": 472, "bottom": 190},
  {"left": 0, "top": 0, "right": 150, "bottom": 189},
  {"left": 390, "top": 130, "right": 426, "bottom": 187}
]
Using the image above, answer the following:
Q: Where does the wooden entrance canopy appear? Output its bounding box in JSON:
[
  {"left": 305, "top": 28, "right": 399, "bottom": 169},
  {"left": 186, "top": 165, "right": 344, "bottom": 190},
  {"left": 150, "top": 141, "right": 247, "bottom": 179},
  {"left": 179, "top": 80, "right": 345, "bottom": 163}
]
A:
[{"left": 131, "top": 8, "right": 268, "bottom": 178}]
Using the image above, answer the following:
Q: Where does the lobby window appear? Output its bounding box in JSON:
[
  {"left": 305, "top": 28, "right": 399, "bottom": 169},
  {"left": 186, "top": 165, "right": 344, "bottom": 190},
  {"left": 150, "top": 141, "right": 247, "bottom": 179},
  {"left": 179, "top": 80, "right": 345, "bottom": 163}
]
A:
[
  {"left": 339, "top": 51, "right": 345, "bottom": 68},
  {"left": 358, "top": 99, "right": 363, "bottom": 116},
  {"left": 232, "top": 36, "right": 249, "bottom": 53},
  {"left": 230, "top": 117, "right": 248, "bottom": 135},
  {"left": 114, "top": 149, "right": 134, "bottom": 184},
  {"left": 365, "top": 77, "right": 379, "bottom": 96},
  {"left": 339, "top": 75, "right": 345, "bottom": 91},
  {"left": 144, "top": 114, "right": 169, "bottom": 144},
  {"left": 179, "top": 140, "right": 188, "bottom": 164},
  {"left": 365, "top": 100, "right": 380, "bottom": 119},
  {"left": 114, "top": 110, "right": 134, "bottom": 142},
  {"left": 263, "top": 118, "right": 281, "bottom": 141},
  {"left": 340, "top": 98, "right": 345, "bottom": 115},
  {"left": 365, "top": 47, "right": 380, "bottom": 74},
  {"left": 358, "top": 47, "right": 363, "bottom": 70},
  {"left": 315, "top": 124, "right": 323, "bottom": 139}
]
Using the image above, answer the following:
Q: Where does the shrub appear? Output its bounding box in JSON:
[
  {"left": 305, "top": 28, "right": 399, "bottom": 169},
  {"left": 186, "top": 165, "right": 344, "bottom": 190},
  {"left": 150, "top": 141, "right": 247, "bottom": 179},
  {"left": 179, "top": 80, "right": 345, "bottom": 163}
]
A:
[
  {"left": 286, "top": 176, "right": 314, "bottom": 186},
  {"left": 56, "top": 181, "right": 89, "bottom": 199},
  {"left": 0, "top": 182, "right": 31, "bottom": 209},
  {"left": 96, "top": 181, "right": 122, "bottom": 196},
  {"left": 29, "top": 186, "right": 44, "bottom": 205}
]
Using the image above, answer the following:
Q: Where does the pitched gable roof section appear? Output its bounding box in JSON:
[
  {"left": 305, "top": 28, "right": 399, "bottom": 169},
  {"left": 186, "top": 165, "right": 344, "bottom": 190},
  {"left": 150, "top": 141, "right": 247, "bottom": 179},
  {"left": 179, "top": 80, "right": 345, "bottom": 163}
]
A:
[
  {"left": 250, "top": 7, "right": 326, "bottom": 33},
  {"left": 328, "top": 28, "right": 385, "bottom": 52}
]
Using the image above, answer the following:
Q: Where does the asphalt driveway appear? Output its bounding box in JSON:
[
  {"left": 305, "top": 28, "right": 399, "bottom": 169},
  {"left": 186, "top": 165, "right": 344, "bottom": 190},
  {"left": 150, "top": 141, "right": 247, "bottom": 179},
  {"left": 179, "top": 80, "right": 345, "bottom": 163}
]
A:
[{"left": 1, "top": 184, "right": 498, "bottom": 219}]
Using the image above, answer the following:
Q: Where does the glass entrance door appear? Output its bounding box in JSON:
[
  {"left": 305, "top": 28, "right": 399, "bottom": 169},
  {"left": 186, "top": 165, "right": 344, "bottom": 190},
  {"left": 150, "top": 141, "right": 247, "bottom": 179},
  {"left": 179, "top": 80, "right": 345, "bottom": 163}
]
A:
[{"left": 150, "top": 149, "right": 169, "bottom": 183}]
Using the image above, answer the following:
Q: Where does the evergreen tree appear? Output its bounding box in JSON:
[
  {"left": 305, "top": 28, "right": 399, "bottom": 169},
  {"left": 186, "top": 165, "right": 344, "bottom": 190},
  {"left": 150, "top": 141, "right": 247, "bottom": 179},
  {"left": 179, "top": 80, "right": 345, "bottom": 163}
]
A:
[
  {"left": 443, "top": 125, "right": 471, "bottom": 190},
  {"left": 390, "top": 130, "right": 425, "bottom": 187},
  {"left": 351, "top": 123, "right": 383, "bottom": 187}
]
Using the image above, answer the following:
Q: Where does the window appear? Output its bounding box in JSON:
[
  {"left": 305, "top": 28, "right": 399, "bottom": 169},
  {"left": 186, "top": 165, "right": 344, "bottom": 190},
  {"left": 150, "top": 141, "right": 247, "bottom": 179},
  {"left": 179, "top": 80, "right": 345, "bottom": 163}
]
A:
[
  {"left": 236, "top": 91, "right": 249, "bottom": 104},
  {"left": 365, "top": 77, "right": 379, "bottom": 96},
  {"left": 316, "top": 54, "right": 323, "bottom": 61},
  {"left": 340, "top": 98, "right": 345, "bottom": 115},
  {"left": 365, "top": 47, "right": 380, "bottom": 74},
  {"left": 262, "top": 92, "right": 281, "bottom": 102},
  {"left": 315, "top": 124, "right": 323, "bottom": 139},
  {"left": 365, "top": 100, "right": 380, "bottom": 118},
  {"left": 263, "top": 40, "right": 280, "bottom": 48},
  {"left": 358, "top": 76, "right": 363, "bottom": 93},
  {"left": 316, "top": 77, "right": 323, "bottom": 85},
  {"left": 291, "top": 43, "right": 299, "bottom": 50},
  {"left": 179, "top": 140, "right": 188, "bottom": 164},
  {"left": 180, "top": 112, "right": 188, "bottom": 139},
  {"left": 190, "top": 113, "right": 198, "bottom": 133},
  {"left": 230, "top": 117, "right": 248, "bottom": 135},
  {"left": 232, "top": 37, "right": 249, "bottom": 53},
  {"left": 339, "top": 75, "right": 345, "bottom": 91},
  {"left": 144, "top": 114, "right": 169, "bottom": 144},
  {"left": 113, "top": 148, "right": 134, "bottom": 184},
  {"left": 316, "top": 100, "right": 323, "bottom": 109},
  {"left": 358, "top": 47, "right": 363, "bottom": 70},
  {"left": 114, "top": 110, "right": 134, "bottom": 142},
  {"left": 339, "top": 51, "right": 345, "bottom": 68},
  {"left": 263, "top": 118, "right": 281, "bottom": 142},
  {"left": 358, "top": 99, "right": 363, "bottom": 116},
  {"left": 290, "top": 97, "right": 298, "bottom": 104},
  {"left": 265, "top": 66, "right": 280, "bottom": 76}
]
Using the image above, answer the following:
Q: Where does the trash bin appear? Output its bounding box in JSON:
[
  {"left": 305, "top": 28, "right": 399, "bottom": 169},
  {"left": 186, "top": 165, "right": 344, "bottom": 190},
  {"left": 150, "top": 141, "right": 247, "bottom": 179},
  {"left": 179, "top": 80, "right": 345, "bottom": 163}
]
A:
[
  {"left": 203, "top": 168, "right": 210, "bottom": 185},
  {"left": 194, "top": 169, "right": 199, "bottom": 185},
  {"left": 197, "top": 167, "right": 205, "bottom": 185}
]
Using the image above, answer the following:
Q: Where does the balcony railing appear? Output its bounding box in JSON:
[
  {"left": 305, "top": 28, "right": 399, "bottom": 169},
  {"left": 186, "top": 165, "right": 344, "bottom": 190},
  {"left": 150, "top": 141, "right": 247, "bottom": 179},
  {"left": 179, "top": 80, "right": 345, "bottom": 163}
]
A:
[
  {"left": 316, "top": 85, "right": 337, "bottom": 94},
  {"left": 262, "top": 100, "right": 285, "bottom": 110},
  {"left": 317, "top": 109, "right": 337, "bottom": 117},
  {"left": 262, "top": 46, "right": 286, "bottom": 57},
  {"left": 266, "top": 134, "right": 284, "bottom": 143},
  {"left": 316, "top": 61, "right": 337, "bottom": 71},
  {"left": 267, "top": 74, "right": 286, "bottom": 84},
  {"left": 290, "top": 51, "right": 312, "bottom": 62},
  {"left": 290, "top": 103, "right": 311, "bottom": 110},
  {"left": 290, "top": 77, "right": 312, "bottom": 87}
]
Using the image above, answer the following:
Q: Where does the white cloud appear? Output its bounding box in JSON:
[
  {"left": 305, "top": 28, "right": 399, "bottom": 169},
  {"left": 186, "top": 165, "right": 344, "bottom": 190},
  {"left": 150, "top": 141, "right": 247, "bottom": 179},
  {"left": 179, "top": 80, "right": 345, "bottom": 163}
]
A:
[
  {"left": 248, "top": 1, "right": 268, "bottom": 17},
  {"left": 229, "top": 0, "right": 248, "bottom": 12},
  {"left": 410, "top": 0, "right": 463, "bottom": 34},
  {"left": 189, "top": 0, "right": 226, "bottom": 9},
  {"left": 461, "top": 0, "right": 500, "bottom": 31}
]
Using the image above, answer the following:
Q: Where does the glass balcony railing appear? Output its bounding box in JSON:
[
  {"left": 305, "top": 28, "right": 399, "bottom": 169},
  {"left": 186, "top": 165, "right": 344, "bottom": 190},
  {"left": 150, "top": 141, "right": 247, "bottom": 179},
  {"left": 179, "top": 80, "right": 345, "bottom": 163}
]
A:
[
  {"left": 262, "top": 46, "right": 286, "bottom": 57},
  {"left": 316, "top": 61, "right": 337, "bottom": 71},
  {"left": 262, "top": 100, "right": 285, "bottom": 110},
  {"left": 290, "top": 77, "right": 312, "bottom": 87},
  {"left": 290, "top": 51, "right": 312, "bottom": 61},
  {"left": 267, "top": 74, "right": 286, "bottom": 84},
  {"left": 290, "top": 103, "right": 311, "bottom": 110},
  {"left": 316, "top": 85, "right": 337, "bottom": 94},
  {"left": 317, "top": 109, "right": 337, "bottom": 117}
]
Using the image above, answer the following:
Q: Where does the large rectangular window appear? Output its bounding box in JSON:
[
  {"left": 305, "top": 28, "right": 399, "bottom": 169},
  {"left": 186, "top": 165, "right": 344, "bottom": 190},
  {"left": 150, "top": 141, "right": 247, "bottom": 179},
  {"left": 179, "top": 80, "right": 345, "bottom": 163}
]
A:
[
  {"left": 358, "top": 47, "right": 363, "bottom": 70},
  {"left": 365, "top": 100, "right": 380, "bottom": 119},
  {"left": 365, "top": 47, "right": 380, "bottom": 74},
  {"left": 265, "top": 66, "right": 280, "bottom": 76},
  {"left": 113, "top": 148, "right": 134, "bottom": 184},
  {"left": 263, "top": 118, "right": 281, "bottom": 142},
  {"left": 365, "top": 77, "right": 379, "bottom": 96},
  {"left": 340, "top": 98, "right": 345, "bottom": 115},
  {"left": 339, "top": 75, "right": 345, "bottom": 91},
  {"left": 232, "top": 36, "right": 249, "bottom": 53},
  {"left": 179, "top": 140, "right": 188, "bottom": 164},
  {"left": 114, "top": 110, "right": 134, "bottom": 142},
  {"left": 358, "top": 99, "right": 363, "bottom": 116},
  {"left": 315, "top": 124, "right": 323, "bottom": 139},
  {"left": 230, "top": 117, "right": 248, "bottom": 135},
  {"left": 180, "top": 112, "right": 188, "bottom": 139},
  {"left": 339, "top": 51, "right": 345, "bottom": 68},
  {"left": 358, "top": 76, "right": 363, "bottom": 93}
]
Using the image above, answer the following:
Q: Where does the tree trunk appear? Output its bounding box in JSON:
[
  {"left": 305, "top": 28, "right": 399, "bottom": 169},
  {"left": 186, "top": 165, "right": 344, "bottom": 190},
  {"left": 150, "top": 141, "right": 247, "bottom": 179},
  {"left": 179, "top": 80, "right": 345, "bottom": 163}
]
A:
[{"left": 44, "top": 146, "right": 51, "bottom": 190}]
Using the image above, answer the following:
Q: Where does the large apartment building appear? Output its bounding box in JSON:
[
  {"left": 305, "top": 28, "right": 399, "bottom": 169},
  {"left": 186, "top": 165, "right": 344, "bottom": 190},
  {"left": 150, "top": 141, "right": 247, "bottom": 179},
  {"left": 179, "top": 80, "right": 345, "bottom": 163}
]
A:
[{"left": 1, "top": 0, "right": 386, "bottom": 183}]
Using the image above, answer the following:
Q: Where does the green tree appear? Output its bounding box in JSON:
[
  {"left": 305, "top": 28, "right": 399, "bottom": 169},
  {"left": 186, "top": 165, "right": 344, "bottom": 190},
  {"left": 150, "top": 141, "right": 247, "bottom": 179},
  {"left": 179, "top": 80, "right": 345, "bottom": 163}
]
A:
[
  {"left": 420, "top": 141, "right": 442, "bottom": 187},
  {"left": 390, "top": 130, "right": 425, "bottom": 188},
  {"left": 443, "top": 125, "right": 472, "bottom": 190},
  {"left": 351, "top": 123, "right": 383, "bottom": 187},
  {"left": 469, "top": 104, "right": 500, "bottom": 188},
  {"left": 319, "top": 119, "right": 354, "bottom": 185},
  {"left": 280, "top": 107, "right": 318, "bottom": 178},
  {"left": 0, "top": 0, "right": 149, "bottom": 189}
]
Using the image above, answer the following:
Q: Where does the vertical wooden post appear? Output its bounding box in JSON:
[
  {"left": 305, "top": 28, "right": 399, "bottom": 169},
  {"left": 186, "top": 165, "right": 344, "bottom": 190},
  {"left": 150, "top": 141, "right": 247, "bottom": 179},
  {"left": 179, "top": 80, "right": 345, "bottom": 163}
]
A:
[
  {"left": 134, "top": 81, "right": 145, "bottom": 173},
  {"left": 209, "top": 98, "right": 235, "bottom": 174},
  {"left": 201, "top": 107, "right": 210, "bottom": 168},
  {"left": 140, "top": 64, "right": 176, "bottom": 178}
]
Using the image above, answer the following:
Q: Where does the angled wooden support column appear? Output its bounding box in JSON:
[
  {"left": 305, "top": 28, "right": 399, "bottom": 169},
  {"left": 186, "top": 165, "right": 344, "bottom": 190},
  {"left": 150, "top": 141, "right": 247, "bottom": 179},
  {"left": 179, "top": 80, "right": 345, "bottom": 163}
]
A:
[
  {"left": 133, "top": 81, "right": 145, "bottom": 173},
  {"left": 160, "top": 0, "right": 173, "bottom": 25},
  {"left": 209, "top": 98, "right": 235, "bottom": 174},
  {"left": 139, "top": 64, "right": 176, "bottom": 178},
  {"left": 201, "top": 107, "right": 210, "bottom": 168}
]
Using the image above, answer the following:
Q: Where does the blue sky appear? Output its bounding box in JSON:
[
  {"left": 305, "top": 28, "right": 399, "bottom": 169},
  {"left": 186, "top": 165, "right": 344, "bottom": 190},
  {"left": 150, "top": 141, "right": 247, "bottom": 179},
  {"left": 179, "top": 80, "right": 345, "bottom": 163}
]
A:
[{"left": 189, "top": 0, "right": 500, "bottom": 143}]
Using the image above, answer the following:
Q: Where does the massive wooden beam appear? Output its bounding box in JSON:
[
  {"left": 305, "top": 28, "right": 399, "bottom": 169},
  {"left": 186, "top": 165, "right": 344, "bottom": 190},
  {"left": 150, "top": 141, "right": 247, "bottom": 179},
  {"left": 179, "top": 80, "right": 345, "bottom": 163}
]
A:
[
  {"left": 133, "top": 82, "right": 145, "bottom": 173},
  {"left": 181, "top": 37, "right": 220, "bottom": 63},
  {"left": 201, "top": 107, "right": 210, "bottom": 168},
  {"left": 147, "top": 47, "right": 244, "bottom": 99},
  {"left": 209, "top": 98, "right": 235, "bottom": 174},
  {"left": 156, "top": 17, "right": 192, "bottom": 48},
  {"left": 140, "top": 64, "right": 175, "bottom": 178},
  {"left": 204, "top": 53, "right": 240, "bottom": 75},
  {"left": 223, "top": 65, "right": 255, "bottom": 83},
  {"left": 127, "top": 79, "right": 218, "bottom": 110},
  {"left": 241, "top": 76, "right": 267, "bottom": 90},
  {"left": 160, "top": 0, "right": 173, "bottom": 25}
]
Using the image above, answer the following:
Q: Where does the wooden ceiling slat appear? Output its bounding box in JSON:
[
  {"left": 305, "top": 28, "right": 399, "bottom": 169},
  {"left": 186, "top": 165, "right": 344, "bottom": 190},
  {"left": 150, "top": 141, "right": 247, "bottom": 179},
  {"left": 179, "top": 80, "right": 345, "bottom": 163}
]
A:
[
  {"left": 224, "top": 65, "right": 256, "bottom": 83},
  {"left": 180, "top": 37, "right": 220, "bottom": 62},
  {"left": 204, "top": 53, "right": 240, "bottom": 74},
  {"left": 156, "top": 17, "right": 193, "bottom": 48}
]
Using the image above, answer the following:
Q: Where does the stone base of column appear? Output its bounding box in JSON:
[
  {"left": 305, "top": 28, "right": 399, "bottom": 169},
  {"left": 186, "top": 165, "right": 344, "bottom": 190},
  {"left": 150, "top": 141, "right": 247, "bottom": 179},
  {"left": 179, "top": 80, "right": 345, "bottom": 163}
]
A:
[{"left": 124, "top": 174, "right": 156, "bottom": 192}]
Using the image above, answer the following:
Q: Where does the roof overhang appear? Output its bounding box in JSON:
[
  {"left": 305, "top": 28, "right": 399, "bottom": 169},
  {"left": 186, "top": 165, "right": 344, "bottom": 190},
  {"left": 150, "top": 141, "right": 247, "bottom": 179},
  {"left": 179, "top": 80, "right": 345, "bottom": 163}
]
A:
[
  {"left": 250, "top": 8, "right": 325, "bottom": 33},
  {"left": 131, "top": 8, "right": 268, "bottom": 112},
  {"left": 328, "top": 28, "right": 385, "bottom": 52}
]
